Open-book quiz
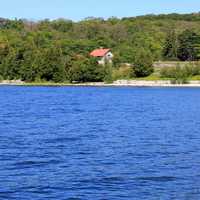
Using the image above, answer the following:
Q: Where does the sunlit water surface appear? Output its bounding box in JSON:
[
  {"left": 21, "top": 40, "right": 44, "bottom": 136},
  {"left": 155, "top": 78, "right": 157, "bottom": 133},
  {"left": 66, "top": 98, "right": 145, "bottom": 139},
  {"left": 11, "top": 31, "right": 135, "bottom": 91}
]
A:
[{"left": 0, "top": 86, "right": 200, "bottom": 200}]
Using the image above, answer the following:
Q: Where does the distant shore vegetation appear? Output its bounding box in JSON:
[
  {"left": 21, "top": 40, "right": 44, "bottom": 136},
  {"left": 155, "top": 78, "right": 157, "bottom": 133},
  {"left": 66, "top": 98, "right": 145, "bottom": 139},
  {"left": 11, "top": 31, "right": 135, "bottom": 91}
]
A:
[{"left": 1, "top": 13, "right": 200, "bottom": 83}]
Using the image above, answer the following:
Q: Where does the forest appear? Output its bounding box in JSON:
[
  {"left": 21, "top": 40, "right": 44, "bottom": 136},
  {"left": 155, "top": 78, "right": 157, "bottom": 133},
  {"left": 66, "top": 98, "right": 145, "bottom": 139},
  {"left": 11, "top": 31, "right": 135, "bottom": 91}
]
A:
[{"left": 0, "top": 13, "right": 200, "bottom": 82}]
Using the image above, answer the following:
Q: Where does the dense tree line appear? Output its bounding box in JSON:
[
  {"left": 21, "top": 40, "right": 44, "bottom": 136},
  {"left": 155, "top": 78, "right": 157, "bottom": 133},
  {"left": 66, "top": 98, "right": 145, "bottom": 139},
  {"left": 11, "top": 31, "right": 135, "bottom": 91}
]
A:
[
  {"left": 163, "top": 29, "right": 200, "bottom": 61},
  {"left": 0, "top": 13, "right": 200, "bottom": 82}
]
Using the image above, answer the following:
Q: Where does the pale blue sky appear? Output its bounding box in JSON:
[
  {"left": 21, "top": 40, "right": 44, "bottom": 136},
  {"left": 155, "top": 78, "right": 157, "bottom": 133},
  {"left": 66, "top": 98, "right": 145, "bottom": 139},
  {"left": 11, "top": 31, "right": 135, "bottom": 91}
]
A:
[{"left": 1, "top": 0, "right": 200, "bottom": 21}]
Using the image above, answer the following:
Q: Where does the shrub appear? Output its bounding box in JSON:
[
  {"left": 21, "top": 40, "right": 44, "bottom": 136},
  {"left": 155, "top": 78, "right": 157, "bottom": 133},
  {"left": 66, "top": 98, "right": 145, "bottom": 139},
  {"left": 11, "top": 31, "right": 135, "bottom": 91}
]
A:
[
  {"left": 103, "top": 63, "right": 113, "bottom": 83},
  {"left": 133, "top": 48, "right": 154, "bottom": 77},
  {"left": 187, "top": 62, "right": 200, "bottom": 76},
  {"left": 160, "top": 67, "right": 175, "bottom": 78},
  {"left": 68, "top": 56, "right": 106, "bottom": 83},
  {"left": 160, "top": 65, "right": 189, "bottom": 84},
  {"left": 0, "top": 75, "right": 3, "bottom": 82},
  {"left": 172, "top": 68, "right": 189, "bottom": 84},
  {"left": 160, "top": 62, "right": 200, "bottom": 78},
  {"left": 112, "top": 65, "right": 135, "bottom": 80}
]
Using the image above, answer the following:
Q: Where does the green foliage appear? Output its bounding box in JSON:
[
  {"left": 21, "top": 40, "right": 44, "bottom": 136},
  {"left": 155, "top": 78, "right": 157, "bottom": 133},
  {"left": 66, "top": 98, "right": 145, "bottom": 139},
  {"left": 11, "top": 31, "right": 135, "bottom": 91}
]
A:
[
  {"left": 0, "top": 75, "right": 3, "bottom": 82},
  {"left": 113, "top": 46, "right": 136, "bottom": 66},
  {"left": 51, "top": 19, "right": 73, "bottom": 32},
  {"left": 171, "top": 69, "right": 189, "bottom": 84},
  {"left": 0, "top": 13, "right": 200, "bottom": 82},
  {"left": 160, "top": 63, "right": 200, "bottom": 78},
  {"left": 133, "top": 48, "right": 154, "bottom": 77},
  {"left": 163, "top": 30, "right": 178, "bottom": 60},
  {"left": 160, "top": 63, "right": 200, "bottom": 84},
  {"left": 103, "top": 63, "right": 114, "bottom": 83},
  {"left": 0, "top": 48, "right": 21, "bottom": 80},
  {"left": 3, "top": 19, "right": 24, "bottom": 30},
  {"left": 177, "top": 30, "right": 200, "bottom": 61},
  {"left": 68, "top": 56, "right": 105, "bottom": 83},
  {"left": 160, "top": 66, "right": 188, "bottom": 83},
  {"left": 112, "top": 65, "right": 135, "bottom": 80}
]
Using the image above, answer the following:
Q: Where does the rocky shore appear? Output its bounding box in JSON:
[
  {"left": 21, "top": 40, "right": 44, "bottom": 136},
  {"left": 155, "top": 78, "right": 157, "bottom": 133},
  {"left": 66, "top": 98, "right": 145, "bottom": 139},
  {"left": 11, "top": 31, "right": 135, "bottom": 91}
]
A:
[
  {"left": 0, "top": 80, "right": 25, "bottom": 85},
  {"left": 111, "top": 80, "right": 200, "bottom": 87},
  {"left": 1, "top": 80, "right": 200, "bottom": 87}
]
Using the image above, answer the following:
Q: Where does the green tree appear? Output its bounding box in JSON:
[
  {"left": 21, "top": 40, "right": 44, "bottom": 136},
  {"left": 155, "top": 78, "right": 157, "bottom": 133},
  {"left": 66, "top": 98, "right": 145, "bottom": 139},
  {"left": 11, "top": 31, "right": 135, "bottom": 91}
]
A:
[
  {"left": 133, "top": 48, "right": 154, "bottom": 77},
  {"left": 68, "top": 56, "right": 105, "bottom": 83},
  {"left": 20, "top": 48, "right": 45, "bottom": 82},
  {"left": 41, "top": 47, "right": 67, "bottom": 82},
  {"left": 177, "top": 30, "right": 200, "bottom": 61},
  {"left": 163, "top": 30, "right": 178, "bottom": 60},
  {"left": 1, "top": 48, "right": 21, "bottom": 80},
  {"left": 1, "top": 13, "right": 200, "bottom": 83}
]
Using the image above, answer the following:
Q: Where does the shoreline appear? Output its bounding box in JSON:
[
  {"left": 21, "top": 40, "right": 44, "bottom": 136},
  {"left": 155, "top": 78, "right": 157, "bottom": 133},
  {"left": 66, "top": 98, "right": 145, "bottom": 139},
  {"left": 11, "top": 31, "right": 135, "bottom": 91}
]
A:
[{"left": 1, "top": 80, "right": 200, "bottom": 87}]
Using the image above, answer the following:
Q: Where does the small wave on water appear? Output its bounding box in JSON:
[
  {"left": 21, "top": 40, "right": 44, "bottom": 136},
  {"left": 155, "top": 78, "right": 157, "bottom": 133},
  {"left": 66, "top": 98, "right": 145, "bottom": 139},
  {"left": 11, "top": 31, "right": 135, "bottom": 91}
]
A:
[
  {"left": 136, "top": 176, "right": 179, "bottom": 182},
  {"left": 8, "top": 159, "right": 61, "bottom": 170},
  {"left": 0, "top": 86, "right": 200, "bottom": 199}
]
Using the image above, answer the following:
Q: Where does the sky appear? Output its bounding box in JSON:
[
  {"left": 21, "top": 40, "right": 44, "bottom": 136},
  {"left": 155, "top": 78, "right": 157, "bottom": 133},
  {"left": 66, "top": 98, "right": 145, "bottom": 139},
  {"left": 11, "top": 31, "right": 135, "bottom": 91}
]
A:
[{"left": 1, "top": 0, "right": 200, "bottom": 21}]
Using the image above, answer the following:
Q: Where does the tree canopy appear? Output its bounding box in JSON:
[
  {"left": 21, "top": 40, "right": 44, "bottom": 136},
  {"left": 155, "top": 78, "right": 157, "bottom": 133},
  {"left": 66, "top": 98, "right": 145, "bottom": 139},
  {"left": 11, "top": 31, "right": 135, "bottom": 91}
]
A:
[{"left": 0, "top": 13, "right": 200, "bottom": 82}]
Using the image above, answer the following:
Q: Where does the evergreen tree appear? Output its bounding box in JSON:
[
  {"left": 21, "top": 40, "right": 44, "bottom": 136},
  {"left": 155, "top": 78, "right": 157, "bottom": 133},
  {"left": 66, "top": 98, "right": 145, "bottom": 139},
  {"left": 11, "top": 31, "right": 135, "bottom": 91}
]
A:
[
  {"left": 68, "top": 56, "right": 105, "bottom": 83},
  {"left": 1, "top": 48, "right": 21, "bottom": 80},
  {"left": 133, "top": 48, "right": 154, "bottom": 77},
  {"left": 177, "top": 30, "right": 200, "bottom": 61},
  {"left": 163, "top": 30, "right": 178, "bottom": 60}
]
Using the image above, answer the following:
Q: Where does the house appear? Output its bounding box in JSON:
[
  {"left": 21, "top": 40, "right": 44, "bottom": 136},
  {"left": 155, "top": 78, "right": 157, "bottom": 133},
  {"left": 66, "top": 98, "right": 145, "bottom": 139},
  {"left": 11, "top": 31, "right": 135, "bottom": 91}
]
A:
[{"left": 90, "top": 48, "right": 113, "bottom": 65}]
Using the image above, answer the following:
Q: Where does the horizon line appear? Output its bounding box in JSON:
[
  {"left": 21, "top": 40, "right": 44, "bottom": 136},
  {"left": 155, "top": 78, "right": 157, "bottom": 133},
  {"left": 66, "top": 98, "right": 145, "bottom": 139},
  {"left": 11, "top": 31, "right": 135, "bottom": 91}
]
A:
[{"left": 1, "top": 11, "right": 200, "bottom": 22}]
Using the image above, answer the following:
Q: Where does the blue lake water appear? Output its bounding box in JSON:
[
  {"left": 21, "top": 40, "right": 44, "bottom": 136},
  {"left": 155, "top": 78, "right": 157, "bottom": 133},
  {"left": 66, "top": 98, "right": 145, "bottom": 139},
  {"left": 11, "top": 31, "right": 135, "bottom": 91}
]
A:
[{"left": 0, "top": 86, "right": 200, "bottom": 200}]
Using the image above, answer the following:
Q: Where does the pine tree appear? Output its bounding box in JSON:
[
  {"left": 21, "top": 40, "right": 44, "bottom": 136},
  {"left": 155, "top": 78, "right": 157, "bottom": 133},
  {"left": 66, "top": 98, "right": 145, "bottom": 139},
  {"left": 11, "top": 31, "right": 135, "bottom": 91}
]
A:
[
  {"left": 177, "top": 30, "right": 200, "bottom": 61},
  {"left": 163, "top": 30, "right": 178, "bottom": 60}
]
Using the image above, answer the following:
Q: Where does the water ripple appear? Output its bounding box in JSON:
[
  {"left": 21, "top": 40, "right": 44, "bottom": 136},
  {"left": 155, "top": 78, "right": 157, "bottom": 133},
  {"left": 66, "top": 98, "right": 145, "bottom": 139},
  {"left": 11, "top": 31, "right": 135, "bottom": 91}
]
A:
[{"left": 0, "top": 86, "right": 200, "bottom": 200}]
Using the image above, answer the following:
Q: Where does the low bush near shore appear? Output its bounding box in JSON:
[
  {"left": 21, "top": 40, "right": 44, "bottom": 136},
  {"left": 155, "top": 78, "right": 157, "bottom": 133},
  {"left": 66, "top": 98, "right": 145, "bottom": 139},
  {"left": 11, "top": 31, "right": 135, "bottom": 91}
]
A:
[
  {"left": 160, "top": 62, "right": 200, "bottom": 84},
  {"left": 112, "top": 65, "right": 134, "bottom": 80}
]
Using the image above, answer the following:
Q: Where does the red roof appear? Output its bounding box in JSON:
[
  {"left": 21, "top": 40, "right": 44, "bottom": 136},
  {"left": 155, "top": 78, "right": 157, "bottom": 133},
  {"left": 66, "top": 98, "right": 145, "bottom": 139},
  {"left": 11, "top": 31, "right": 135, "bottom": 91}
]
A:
[{"left": 90, "top": 49, "right": 110, "bottom": 57}]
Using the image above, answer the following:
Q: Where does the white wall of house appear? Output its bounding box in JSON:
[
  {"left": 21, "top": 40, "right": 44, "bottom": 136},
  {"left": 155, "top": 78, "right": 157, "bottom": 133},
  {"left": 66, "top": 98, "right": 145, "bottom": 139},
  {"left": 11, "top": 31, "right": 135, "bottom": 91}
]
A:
[{"left": 98, "top": 52, "right": 114, "bottom": 65}]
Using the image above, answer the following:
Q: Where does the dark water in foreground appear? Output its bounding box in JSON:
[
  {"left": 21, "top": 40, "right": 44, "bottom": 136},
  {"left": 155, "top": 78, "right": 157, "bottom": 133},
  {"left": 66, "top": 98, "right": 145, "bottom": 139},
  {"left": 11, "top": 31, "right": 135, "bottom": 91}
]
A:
[{"left": 0, "top": 86, "right": 200, "bottom": 200}]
